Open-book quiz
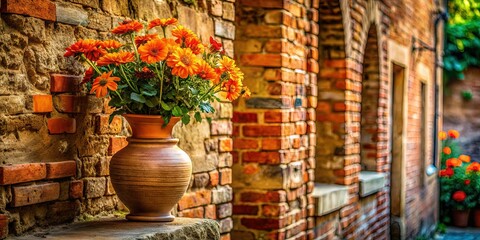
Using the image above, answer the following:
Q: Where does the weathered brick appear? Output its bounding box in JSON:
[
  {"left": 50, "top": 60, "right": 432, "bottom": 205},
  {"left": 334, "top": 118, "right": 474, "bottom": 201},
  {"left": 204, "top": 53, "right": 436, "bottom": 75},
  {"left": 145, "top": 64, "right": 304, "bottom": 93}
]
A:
[
  {"left": 243, "top": 125, "right": 282, "bottom": 137},
  {"left": 240, "top": 54, "right": 282, "bottom": 67},
  {"left": 108, "top": 136, "right": 128, "bottom": 156},
  {"left": 219, "top": 168, "right": 232, "bottom": 185},
  {"left": 32, "top": 95, "right": 53, "bottom": 113},
  {"left": 96, "top": 115, "right": 122, "bottom": 134},
  {"left": 12, "top": 182, "right": 60, "bottom": 207},
  {"left": 232, "top": 112, "right": 258, "bottom": 123},
  {"left": 239, "top": 0, "right": 284, "bottom": 8},
  {"left": 46, "top": 161, "right": 76, "bottom": 179},
  {"left": 178, "top": 206, "right": 204, "bottom": 218},
  {"left": 53, "top": 95, "right": 84, "bottom": 113},
  {"left": 233, "top": 139, "right": 259, "bottom": 150},
  {"left": 241, "top": 218, "right": 284, "bottom": 230},
  {"left": 217, "top": 203, "right": 232, "bottom": 219},
  {"left": 47, "top": 117, "right": 76, "bottom": 134},
  {"left": 178, "top": 189, "right": 212, "bottom": 210},
  {"left": 209, "top": 170, "right": 219, "bottom": 187},
  {"left": 69, "top": 180, "right": 84, "bottom": 199},
  {"left": 0, "top": 215, "right": 8, "bottom": 239},
  {"left": 0, "top": 163, "right": 46, "bottom": 185},
  {"left": 233, "top": 204, "right": 259, "bottom": 215},
  {"left": 205, "top": 204, "right": 217, "bottom": 219},
  {"left": 219, "top": 138, "right": 233, "bottom": 152},
  {"left": 50, "top": 74, "right": 81, "bottom": 93},
  {"left": 0, "top": 0, "right": 56, "bottom": 21}
]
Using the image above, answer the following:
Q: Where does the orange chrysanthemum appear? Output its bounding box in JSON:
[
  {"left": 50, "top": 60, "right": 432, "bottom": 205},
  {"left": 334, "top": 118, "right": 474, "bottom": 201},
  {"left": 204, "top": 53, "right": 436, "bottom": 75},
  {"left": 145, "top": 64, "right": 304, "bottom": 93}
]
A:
[
  {"left": 242, "top": 87, "right": 251, "bottom": 98},
  {"left": 222, "top": 79, "right": 243, "bottom": 101},
  {"left": 446, "top": 158, "right": 462, "bottom": 168},
  {"left": 138, "top": 38, "right": 169, "bottom": 64},
  {"left": 90, "top": 71, "right": 121, "bottom": 98},
  {"left": 100, "top": 40, "right": 123, "bottom": 50},
  {"left": 97, "top": 52, "right": 135, "bottom": 66},
  {"left": 112, "top": 20, "right": 143, "bottom": 35},
  {"left": 81, "top": 67, "right": 94, "bottom": 84},
  {"left": 167, "top": 47, "right": 198, "bottom": 78},
  {"left": 185, "top": 37, "right": 204, "bottom": 55},
  {"left": 467, "top": 162, "right": 480, "bottom": 172},
  {"left": 443, "top": 146, "right": 452, "bottom": 155},
  {"left": 164, "top": 38, "right": 179, "bottom": 56},
  {"left": 195, "top": 60, "right": 217, "bottom": 81},
  {"left": 448, "top": 129, "right": 460, "bottom": 139},
  {"left": 135, "top": 34, "right": 158, "bottom": 47},
  {"left": 218, "top": 56, "right": 244, "bottom": 81},
  {"left": 459, "top": 155, "right": 471, "bottom": 163},
  {"left": 439, "top": 131, "right": 447, "bottom": 141},
  {"left": 64, "top": 39, "right": 106, "bottom": 61},
  {"left": 148, "top": 18, "right": 178, "bottom": 29},
  {"left": 171, "top": 25, "right": 195, "bottom": 44}
]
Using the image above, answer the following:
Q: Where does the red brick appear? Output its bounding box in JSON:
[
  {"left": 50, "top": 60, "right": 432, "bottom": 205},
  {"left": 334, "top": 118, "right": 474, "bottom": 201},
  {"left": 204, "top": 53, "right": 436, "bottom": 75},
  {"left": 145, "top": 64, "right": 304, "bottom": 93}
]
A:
[
  {"left": 239, "top": 0, "right": 284, "bottom": 8},
  {"left": 240, "top": 191, "right": 286, "bottom": 203},
  {"left": 233, "top": 139, "right": 259, "bottom": 150},
  {"left": 232, "top": 112, "right": 258, "bottom": 123},
  {"left": 240, "top": 54, "right": 282, "bottom": 67},
  {"left": 241, "top": 218, "right": 284, "bottom": 230},
  {"left": 220, "top": 234, "right": 231, "bottom": 240},
  {"left": 0, "top": 163, "right": 46, "bottom": 185},
  {"left": 0, "top": 0, "right": 56, "bottom": 21},
  {"left": 261, "top": 138, "right": 288, "bottom": 150},
  {"left": 0, "top": 215, "right": 8, "bottom": 239},
  {"left": 209, "top": 170, "right": 219, "bottom": 187},
  {"left": 178, "top": 189, "right": 212, "bottom": 210},
  {"left": 69, "top": 180, "right": 84, "bottom": 199},
  {"left": 233, "top": 204, "right": 259, "bottom": 215},
  {"left": 264, "top": 111, "right": 290, "bottom": 123},
  {"left": 219, "top": 168, "right": 232, "bottom": 185},
  {"left": 219, "top": 138, "right": 233, "bottom": 152},
  {"left": 46, "top": 161, "right": 76, "bottom": 179},
  {"left": 243, "top": 151, "right": 281, "bottom": 164},
  {"left": 50, "top": 74, "right": 81, "bottom": 93},
  {"left": 205, "top": 204, "right": 217, "bottom": 219},
  {"left": 55, "top": 95, "right": 83, "bottom": 113},
  {"left": 243, "top": 125, "right": 282, "bottom": 137},
  {"left": 32, "top": 95, "right": 53, "bottom": 113},
  {"left": 108, "top": 137, "right": 128, "bottom": 156},
  {"left": 47, "top": 117, "right": 76, "bottom": 134},
  {"left": 178, "top": 206, "right": 204, "bottom": 218},
  {"left": 262, "top": 204, "right": 287, "bottom": 217},
  {"left": 12, "top": 182, "right": 60, "bottom": 207}
]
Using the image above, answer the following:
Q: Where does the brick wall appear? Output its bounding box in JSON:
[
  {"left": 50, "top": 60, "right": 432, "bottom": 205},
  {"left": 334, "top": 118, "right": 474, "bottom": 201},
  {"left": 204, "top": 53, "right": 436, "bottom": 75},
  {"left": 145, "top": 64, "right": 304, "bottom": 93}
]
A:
[
  {"left": 0, "top": 0, "right": 235, "bottom": 238},
  {"left": 232, "top": 0, "right": 318, "bottom": 239}
]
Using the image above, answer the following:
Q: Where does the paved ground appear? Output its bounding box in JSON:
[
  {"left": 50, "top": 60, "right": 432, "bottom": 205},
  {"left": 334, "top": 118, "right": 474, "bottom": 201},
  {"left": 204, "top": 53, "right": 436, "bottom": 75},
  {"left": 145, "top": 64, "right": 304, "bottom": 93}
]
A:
[{"left": 436, "top": 227, "right": 480, "bottom": 240}]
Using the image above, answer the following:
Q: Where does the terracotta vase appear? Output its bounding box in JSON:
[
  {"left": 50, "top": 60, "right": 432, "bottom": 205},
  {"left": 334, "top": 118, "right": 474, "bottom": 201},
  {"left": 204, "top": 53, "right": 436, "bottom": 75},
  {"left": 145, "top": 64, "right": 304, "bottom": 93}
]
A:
[
  {"left": 472, "top": 208, "right": 480, "bottom": 227},
  {"left": 110, "top": 114, "right": 192, "bottom": 222},
  {"left": 451, "top": 209, "right": 470, "bottom": 227}
]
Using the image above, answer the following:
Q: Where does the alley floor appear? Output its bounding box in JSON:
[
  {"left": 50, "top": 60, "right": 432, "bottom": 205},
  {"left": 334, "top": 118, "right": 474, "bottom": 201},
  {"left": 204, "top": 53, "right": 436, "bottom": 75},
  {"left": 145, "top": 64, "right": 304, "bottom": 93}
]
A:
[{"left": 437, "top": 228, "right": 480, "bottom": 240}]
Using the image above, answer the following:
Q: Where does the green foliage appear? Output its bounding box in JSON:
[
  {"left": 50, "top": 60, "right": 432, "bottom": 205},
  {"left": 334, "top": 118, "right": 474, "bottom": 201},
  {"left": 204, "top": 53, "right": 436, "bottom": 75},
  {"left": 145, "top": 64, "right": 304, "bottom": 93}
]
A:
[
  {"left": 461, "top": 89, "right": 473, "bottom": 100},
  {"left": 448, "top": 0, "right": 480, "bottom": 24},
  {"left": 436, "top": 223, "right": 447, "bottom": 234}
]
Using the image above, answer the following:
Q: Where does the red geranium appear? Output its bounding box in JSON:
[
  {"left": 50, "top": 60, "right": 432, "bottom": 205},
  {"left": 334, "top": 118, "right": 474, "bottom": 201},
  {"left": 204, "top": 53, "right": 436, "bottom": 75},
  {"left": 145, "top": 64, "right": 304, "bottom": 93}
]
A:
[
  {"left": 439, "top": 167, "right": 454, "bottom": 177},
  {"left": 452, "top": 191, "right": 467, "bottom": 202}
]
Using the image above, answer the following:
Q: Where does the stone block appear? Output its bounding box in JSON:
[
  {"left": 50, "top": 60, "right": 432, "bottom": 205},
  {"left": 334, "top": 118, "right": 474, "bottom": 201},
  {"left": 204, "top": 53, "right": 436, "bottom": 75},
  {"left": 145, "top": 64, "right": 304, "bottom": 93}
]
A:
[
  {"left": 214, "top": 19, "right": 235, "bottom": 40},
  {"left": 12, "top": 182, "right": 60, "bottom": 207},
  {"left": 0, "top": 163, "right": 46, "bottom": 185},
  {"left": 232, "top": 164, "right": 287, "bottom": 190},
  {"left": 0, "top": 96, "right": 25, "bottom": 115},
  {"left": 359, "top": 171, "right": 386, "bottom": 197},
  {"left": 312, "top": 183, "right": 348, "bottom": 216},
  {"left": 46, "top": 161, "right": 76, "bottom": 179},
  {"left": 84, "top": 177, "right": 106, "bottom": 199},
  {"left": 55, "top": 3, "right": 88, "bottom": 26},
  {"left": 212, "top": 186, "right": 232, "bottom": 204}
]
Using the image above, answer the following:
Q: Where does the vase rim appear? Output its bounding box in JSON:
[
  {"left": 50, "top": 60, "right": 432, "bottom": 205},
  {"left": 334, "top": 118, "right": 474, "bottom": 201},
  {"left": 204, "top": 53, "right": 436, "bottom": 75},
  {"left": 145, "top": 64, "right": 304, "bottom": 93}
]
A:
[{"left": 123, "top": 114, "right": 181, "bottom": 120}]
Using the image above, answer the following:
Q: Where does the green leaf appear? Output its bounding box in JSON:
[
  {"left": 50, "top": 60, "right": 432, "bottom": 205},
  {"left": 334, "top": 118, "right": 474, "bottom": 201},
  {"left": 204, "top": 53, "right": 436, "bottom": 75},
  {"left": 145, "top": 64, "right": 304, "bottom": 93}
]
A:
[
  {"left": 141, "top": 84, "right": 157, "bottom": 96},
  {"left": 172, "top": 106, "right": 183, "bottom": 116},
  {"left": 131, "top": 92, "right": 146, "bottom": 103},
  {"left": 182, "top": 114, "right": 190, "bottom": 124},
  {"left": 145, "top": 99, "right": 156, "bottom": 107},
  {"left": 161, "top": 101, "right": 172, "bottom": 111},
  {"left": 194, "top": 112, "right": 202, "bottom": 122}
]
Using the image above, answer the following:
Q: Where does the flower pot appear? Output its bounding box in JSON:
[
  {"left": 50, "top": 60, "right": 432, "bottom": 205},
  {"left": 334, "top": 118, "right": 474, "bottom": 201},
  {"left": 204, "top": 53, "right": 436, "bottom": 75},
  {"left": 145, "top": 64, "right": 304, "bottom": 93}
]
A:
[
  {"left": 110, "top": 114, "right": 192, "bottom": 222},
  {"left": 451, "top": 209, "right": 470, "bottom": 227},
  {"left": 472, "top": 208, "right": 480, "bottom": 227}
]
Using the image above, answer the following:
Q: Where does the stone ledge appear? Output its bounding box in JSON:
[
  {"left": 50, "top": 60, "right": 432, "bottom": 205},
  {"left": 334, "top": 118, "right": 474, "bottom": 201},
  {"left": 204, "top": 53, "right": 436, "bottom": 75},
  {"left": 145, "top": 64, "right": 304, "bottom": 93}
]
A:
[
  {"left": 359, "top": 171, "right": 386, "bottom": 197},
  {"left": 12, "top": 217, "right": 220, "bottom": 240},
  {"left": 312, "top": 183, "right": 348, "bottom": 216}
]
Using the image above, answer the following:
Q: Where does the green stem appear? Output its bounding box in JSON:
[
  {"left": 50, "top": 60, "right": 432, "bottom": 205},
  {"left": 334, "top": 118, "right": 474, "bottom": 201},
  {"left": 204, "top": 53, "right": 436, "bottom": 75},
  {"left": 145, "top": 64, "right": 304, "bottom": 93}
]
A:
[
  {"left": 120, "top": 65, "right": 138, "bottom": 92},
  {"left": 162, "top": 27, "right": 166, "bottom": 38},
  {"left": 154, "top": 64, "right": 164, "bottom": 103},
  {"left": 81, "top": 55, "right": 102, "bottom": 75},
  {"left": 130, "top": 33, "right": 140, "bottom": 60},
  {"left": 200, "top": 82, "right": 222, "bottom": 101}
]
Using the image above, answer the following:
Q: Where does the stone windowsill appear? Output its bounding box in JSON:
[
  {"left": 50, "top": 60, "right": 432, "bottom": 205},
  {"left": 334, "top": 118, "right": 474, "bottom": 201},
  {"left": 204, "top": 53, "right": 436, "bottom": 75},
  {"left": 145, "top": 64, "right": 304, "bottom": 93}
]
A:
[
  {"left": 312, "top": 183, "right": 349, "bottom": 216},
  {"left": 12, "top": 217, "right": 220, "bottom": 240},
  {"left": 359, "top": 171, "right": 386, "bottom": 197}
]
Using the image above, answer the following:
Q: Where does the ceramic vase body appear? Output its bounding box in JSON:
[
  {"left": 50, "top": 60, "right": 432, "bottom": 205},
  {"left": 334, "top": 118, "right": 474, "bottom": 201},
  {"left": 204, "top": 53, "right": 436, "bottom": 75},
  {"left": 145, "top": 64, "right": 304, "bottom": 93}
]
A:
[
  {"left": 451, "top": 209, "right": 470, "bottom": 227},
  {"left": 110, "top": 114, "right": 192, "bottom": 222},
  {"left": 472, "top": 208, "right": 480, "bottom": 227}
]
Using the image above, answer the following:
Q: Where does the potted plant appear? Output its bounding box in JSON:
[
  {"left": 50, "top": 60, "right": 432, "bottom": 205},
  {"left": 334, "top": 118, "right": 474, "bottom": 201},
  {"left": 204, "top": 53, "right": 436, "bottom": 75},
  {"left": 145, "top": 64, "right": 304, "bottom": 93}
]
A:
[{"left": 64, "top": 18, "right": 249, "bottom": 222}]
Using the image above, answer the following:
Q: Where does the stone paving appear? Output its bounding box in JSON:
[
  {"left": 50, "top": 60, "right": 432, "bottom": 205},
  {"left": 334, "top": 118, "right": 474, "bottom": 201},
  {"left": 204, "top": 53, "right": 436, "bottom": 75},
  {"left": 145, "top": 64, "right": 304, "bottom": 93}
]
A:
[{"left": 436, "top": 228, "right": 480, "bottom": 240}]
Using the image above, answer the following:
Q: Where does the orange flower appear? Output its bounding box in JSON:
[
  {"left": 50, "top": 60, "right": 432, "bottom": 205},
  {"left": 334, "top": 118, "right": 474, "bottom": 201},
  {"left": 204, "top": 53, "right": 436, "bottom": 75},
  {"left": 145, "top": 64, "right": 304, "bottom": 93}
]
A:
[
  {"left": 467, "top": 162, "right": 480, "bottom": 172},
  {"left": 167, "top": 47, "right": 198, "bottom": 78},
  {"left": 459, "top": 155, "right": 471, "bottom": 163},
  {"left": 112, "top": 20, "right": 143, "bottom": 35},
  {"left": 171, "top": 25, "right": 195, "bottom": 44},
  {"left": 64, "top": 39, "right": 106, "bottom": 61},
  {"left": 81, "top": 67, "right": 94, "bottom": 84},
  {"left": 195, "top": 60, "right": 217, "bottom": 81},
  {"left": 134, "top": 34, "right": 158, "bottom": 47},
  {"left": 448, "top": 130, "right": 460, "bottom": 139},
  {"left": 164, "top": 38, "right": 179, "bottom": 56},
  {"left": 148, "top": 18, "right": 178, "bottom": 29},
  {"left": 100, "top": 40, "right": 123, "bottom": 50},
  {"left": 242, "top": 87, "right": 251, "bottom": 98},
  {"left": 439, "top": 131, "right": 447, "bottom": 141},
  {"left": 439, "top": 168, "right": 454, "bottom": 177},
  {"left": 218, "top": 56, "right": 244, "bottom": 81},
  {"left": 222, "top": 79, "right": 243, "bottom": 101},
  {"left": 185, "top": 36, "right": 204, "bottom": 55},
  {"left": 443, "top": 146, "right": 451, "bottom": 155},
  {"left": 90, "top": 71, "right": 120, "bottom": 98},
  {"left": 138, "top": 38, "right": 169, "bottom": 64},
  {"left": 446, "top": 158, "right": 462, "bottom": 168},
  {"left": 97, "top": 52, "right": 135, "bottom": 66}
]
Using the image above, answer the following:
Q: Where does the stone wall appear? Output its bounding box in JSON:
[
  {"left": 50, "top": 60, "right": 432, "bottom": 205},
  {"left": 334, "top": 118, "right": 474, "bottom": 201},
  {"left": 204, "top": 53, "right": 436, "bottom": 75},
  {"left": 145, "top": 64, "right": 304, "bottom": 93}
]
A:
[
  {"left": 444, "top": 68, "right": 480, "bottom": 161},
  {"left": 0, "top": 0, "right": 234, "bottom": 239}
]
